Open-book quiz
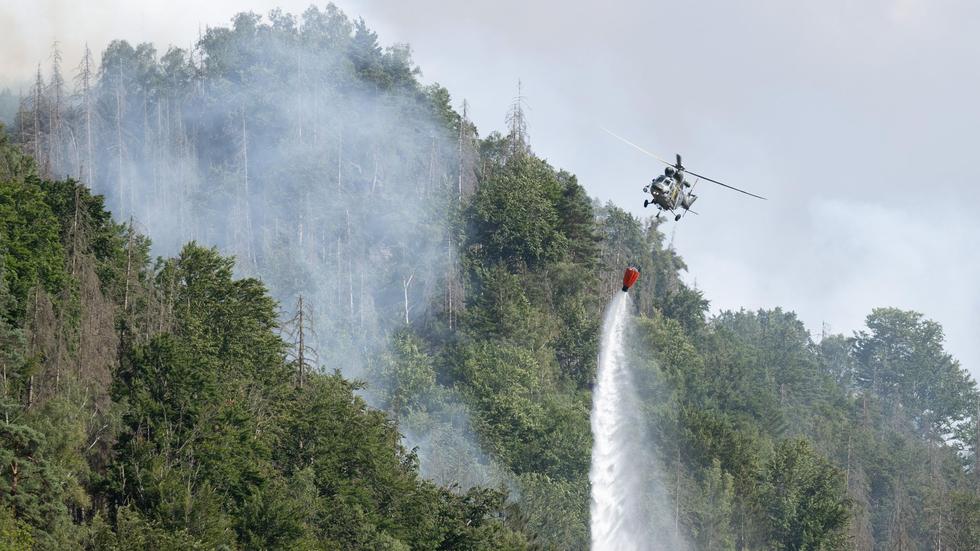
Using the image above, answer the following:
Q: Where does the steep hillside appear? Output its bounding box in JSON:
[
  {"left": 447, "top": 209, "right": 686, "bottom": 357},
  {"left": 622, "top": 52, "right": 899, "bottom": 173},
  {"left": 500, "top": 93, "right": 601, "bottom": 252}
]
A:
[
  {"left": 0, "top": 132, "right": 528, "bottom": 549},
  {"left": 5, "top": 5, "right": 980, "bottom": 550}
]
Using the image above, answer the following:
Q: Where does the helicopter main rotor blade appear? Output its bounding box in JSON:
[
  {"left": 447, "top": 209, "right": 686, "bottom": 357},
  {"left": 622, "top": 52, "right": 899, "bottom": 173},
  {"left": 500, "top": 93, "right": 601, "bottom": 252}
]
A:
[
  {"left": 684, "top": 170, "right": 767, "bottom": 200},
  {"left": 602, "top": 126, "right": 767, "bottom": 200},
  {"left": 601, "top": 127, "right": 673, "bottom": 166}
]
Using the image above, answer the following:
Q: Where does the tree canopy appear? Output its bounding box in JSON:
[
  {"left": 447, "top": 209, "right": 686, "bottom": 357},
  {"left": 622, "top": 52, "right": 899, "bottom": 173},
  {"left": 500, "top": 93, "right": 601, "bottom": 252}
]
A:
[{"left": 3, "top": 4, "right": 979, "bottom": 550}]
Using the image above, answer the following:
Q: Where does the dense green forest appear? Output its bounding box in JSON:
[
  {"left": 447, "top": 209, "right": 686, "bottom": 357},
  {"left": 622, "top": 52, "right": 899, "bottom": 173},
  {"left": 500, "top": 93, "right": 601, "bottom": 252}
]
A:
[
  {"left": 3, "top": 5, "right": 980, "bottom": 550},
  {"left": 0, "top": 131, "right": 531, "bottom": 548}
]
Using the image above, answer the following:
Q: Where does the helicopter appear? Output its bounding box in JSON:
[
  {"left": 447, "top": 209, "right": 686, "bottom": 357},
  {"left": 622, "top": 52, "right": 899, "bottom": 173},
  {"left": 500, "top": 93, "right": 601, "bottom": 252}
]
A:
[{"left": 603, "top": 128, "right": 766, "bottom": 221}]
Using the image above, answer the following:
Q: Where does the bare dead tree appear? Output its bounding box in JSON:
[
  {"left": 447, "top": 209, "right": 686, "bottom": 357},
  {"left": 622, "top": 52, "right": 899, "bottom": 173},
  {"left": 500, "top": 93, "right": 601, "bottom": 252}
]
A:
[
  {"left": 27, "top": 65, "right": 47, "bottom": 174},
  {"left": 447, "top": 235, "right": 454, "bottom": 331},
  {"left": 428, "top": 135, "right": 437, "bottom": 197},
  {"left": 296, "top": 50, "right": 304, "bottom": 143},
  {"left": 114, "top": 63, "right": 126, "bottom": 214},
  {"left": 458, "top": 102, "right": 464, "bottom": 203},
  {"left": 346, "top": 209, "right": 354, "bottom": 320},
  {"left": 337, "top": 124, "right": 343, "bottom": 191},
  {"left": 47, "top": 42, "right": 65, "bottom": 176},
  {"left": 370, "top": 147, "right": 380, "bottom": 194},
  {"left": 335, "top": 236, "right": 343, "bottom": 307},
  {"left": 505, "top": 79, "right": 530, "bottom": 157},
  {"left": 24, "top": 288, "right": 59, "bottom": 410},
  {"left": 240, "top": 103, "right": 256, "bottom": 266},
  {"left": 313, "top": 72, "right": 320, "bottom": 148},
  {"left": 75, "top": 253, "right": 119, "bottom": 458},
  {"left": 457, "top": 99, "right": 478, "bottom": 200},
  {"left": 402, "top": 270, "right": 416, "bottom": 325},
  {"left": 282, "top": 295, "right": 319, "bottom": 388},
  {"left": 124, "top": 217, "right": 135, "bottom": 312}
]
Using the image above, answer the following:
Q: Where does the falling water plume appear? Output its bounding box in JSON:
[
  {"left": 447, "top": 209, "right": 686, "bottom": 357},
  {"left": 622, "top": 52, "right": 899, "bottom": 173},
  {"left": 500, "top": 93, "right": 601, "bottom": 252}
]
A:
[{"left": 590, "top": 292, "right": 685, "bottom": 551}]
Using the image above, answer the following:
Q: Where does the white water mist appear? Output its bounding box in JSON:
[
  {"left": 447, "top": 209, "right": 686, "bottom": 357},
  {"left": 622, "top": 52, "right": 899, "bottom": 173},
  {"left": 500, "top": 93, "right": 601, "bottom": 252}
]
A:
[{"left": 590, "top": 292, "right": 686, "bottom": 551}]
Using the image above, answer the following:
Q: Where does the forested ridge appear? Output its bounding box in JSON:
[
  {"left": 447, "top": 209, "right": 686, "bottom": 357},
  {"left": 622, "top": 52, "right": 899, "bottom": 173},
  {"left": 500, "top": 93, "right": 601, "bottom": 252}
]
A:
[{"left": 2, "top": 5, "right": 980, "bottom": 550}]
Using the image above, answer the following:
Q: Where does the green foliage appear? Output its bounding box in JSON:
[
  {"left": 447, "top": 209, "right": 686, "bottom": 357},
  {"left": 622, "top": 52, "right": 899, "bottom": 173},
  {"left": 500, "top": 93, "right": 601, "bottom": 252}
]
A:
[
  {"left": 109, "top": 506, "right": 214, "bottom": 550},
  {"left": 760, "top": 440, "right": 849, "bottom": 550},
  {"left": 0, "top": 125, "right": 36, "bottom": 184},
  {"left": 0, "top": 136, "right": 530, "bottom": 548},
  {"left": 468, "top": 155, "right": 568, "bottom": 270},
  {"left": 0, "top": 175, "right": 66, "bottom": 322},
  {"left": 0, "top": 506, "right": 33, "bottom": 551},
  {"left": 853, "top": 307, "right": 977, "bottom": 435},
  {"left": 375, "top": 332, "right": 438, "bottom": 416},
  {"left": 5, "top": 7, "right": 980, "bottom": 550},
  {"left": 0, "top": 266, "right": 25, "bottom": 393},
  {"left": 687, "top": 459, "right": 736, "bottom": 551},
  {"left": 516, "top": 472, "right": 589, "bottom": 549},
  {"left": 461, "top": 266, "right": 541, "bottom": 344},
  {"left": 944, "top": 492, "right": 980, "bottom": 550},
  {"left": 555, "top": 171, "right": 600, "bottom": 266}
]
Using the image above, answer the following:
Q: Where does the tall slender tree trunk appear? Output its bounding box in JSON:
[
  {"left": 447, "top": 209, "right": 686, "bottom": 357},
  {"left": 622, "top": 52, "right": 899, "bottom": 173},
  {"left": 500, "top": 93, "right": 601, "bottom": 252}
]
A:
[
  {"left": 371, "top": 149, "right": 379, "bottom": 194},
  {"left": 296, "top": 51, "right": 304, "bottom": 143},
  {"left": 673, "top": 451, "right": 681, "bottom": 540},
  {"left": 312, "top": 78, "right": 319, "bottom": 147},
  {"left": 297, "top": 295, "right": 305, "bottom": 388},
  {"left": 447, "top": 235, "right": 453, "bottom": 331},
  {"left": 68, "top": 127, "right": 80, "bottom": 181},
  {"left": 124, "top": 218, "right": 134, "bottom": 312},
  {"left": 458, "top": 101, "right": 466, "bottom": 203},
  {"left": 336, "top": 237, "right": 342, "bottom": 306},
  {"left": 116, "top": 69, "right": 125, "bottom": 214},
  {"left": 359, "top": 271, "right": 365, "bottom": 329},
  {"left": 70, "top": 185, "right": 81, "bottom": 276},
  {"left": 403, "top": 271, "right": 414, "bottom": 325},
  {"left": 26, "top": 288, "right": 39, "bottom": 410},
  {"left": 85, "top": 78, "right": 93, "bottom": 185},
  {"left": 49, "top": 43, "right": 64, "bottom": 176},
  {"left": 428, "top": 136, "right": 436, "bottom": 196},
  {"left": 346, "top": 209, "right": 354, "bottom": 320},
  {"left": 241, "top": 104, "right": 255, "bottom": 265},
  {"left": 337, "top": 126, "right": 343, "bottom": 191},
  {"left": 32, "top": 65, "right": 43, "bottom": 173}
]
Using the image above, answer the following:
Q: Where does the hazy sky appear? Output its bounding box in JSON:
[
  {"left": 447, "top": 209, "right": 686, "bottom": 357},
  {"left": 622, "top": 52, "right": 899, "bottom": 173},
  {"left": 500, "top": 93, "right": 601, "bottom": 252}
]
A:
[{"left": 2, "top": 0, "right": 978, "bottom": 378}]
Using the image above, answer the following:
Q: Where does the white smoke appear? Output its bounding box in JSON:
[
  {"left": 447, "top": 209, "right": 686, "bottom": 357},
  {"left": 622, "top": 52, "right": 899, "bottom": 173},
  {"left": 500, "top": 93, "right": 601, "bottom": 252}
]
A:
[{"left": 8, "top": 4, "right": 500, "bottom": 491}]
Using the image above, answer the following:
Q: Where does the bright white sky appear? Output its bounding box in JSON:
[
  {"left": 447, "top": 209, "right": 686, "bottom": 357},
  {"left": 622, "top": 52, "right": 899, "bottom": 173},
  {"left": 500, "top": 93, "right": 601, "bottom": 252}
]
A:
[{"left": 2, "top": 0, "right": 978, "bottom": 379}]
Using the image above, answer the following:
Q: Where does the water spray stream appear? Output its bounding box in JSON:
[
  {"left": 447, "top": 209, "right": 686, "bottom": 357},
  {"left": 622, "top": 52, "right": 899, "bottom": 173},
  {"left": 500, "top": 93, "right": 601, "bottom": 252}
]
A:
[
  {"left": 590, "top": 292, "right": 684, "bottom": 551},
  {"left": 591, "top": 292, "right": 648, "bottom": 549}
]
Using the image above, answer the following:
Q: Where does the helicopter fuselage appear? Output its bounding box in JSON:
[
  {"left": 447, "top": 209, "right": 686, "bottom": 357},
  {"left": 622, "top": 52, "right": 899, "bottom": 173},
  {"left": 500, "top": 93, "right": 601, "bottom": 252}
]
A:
[
  {"left": 601, "top": 130, "right": 767, "bottom": 217},
  {"left": 645, "top": 173, "right": 697, "bottom": 215}
]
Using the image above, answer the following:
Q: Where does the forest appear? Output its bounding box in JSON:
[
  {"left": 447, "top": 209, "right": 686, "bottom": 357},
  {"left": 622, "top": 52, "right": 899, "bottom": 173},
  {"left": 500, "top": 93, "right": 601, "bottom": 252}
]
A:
[{"left": 2, "top": 4, "right": 979, "bottom": 550}]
